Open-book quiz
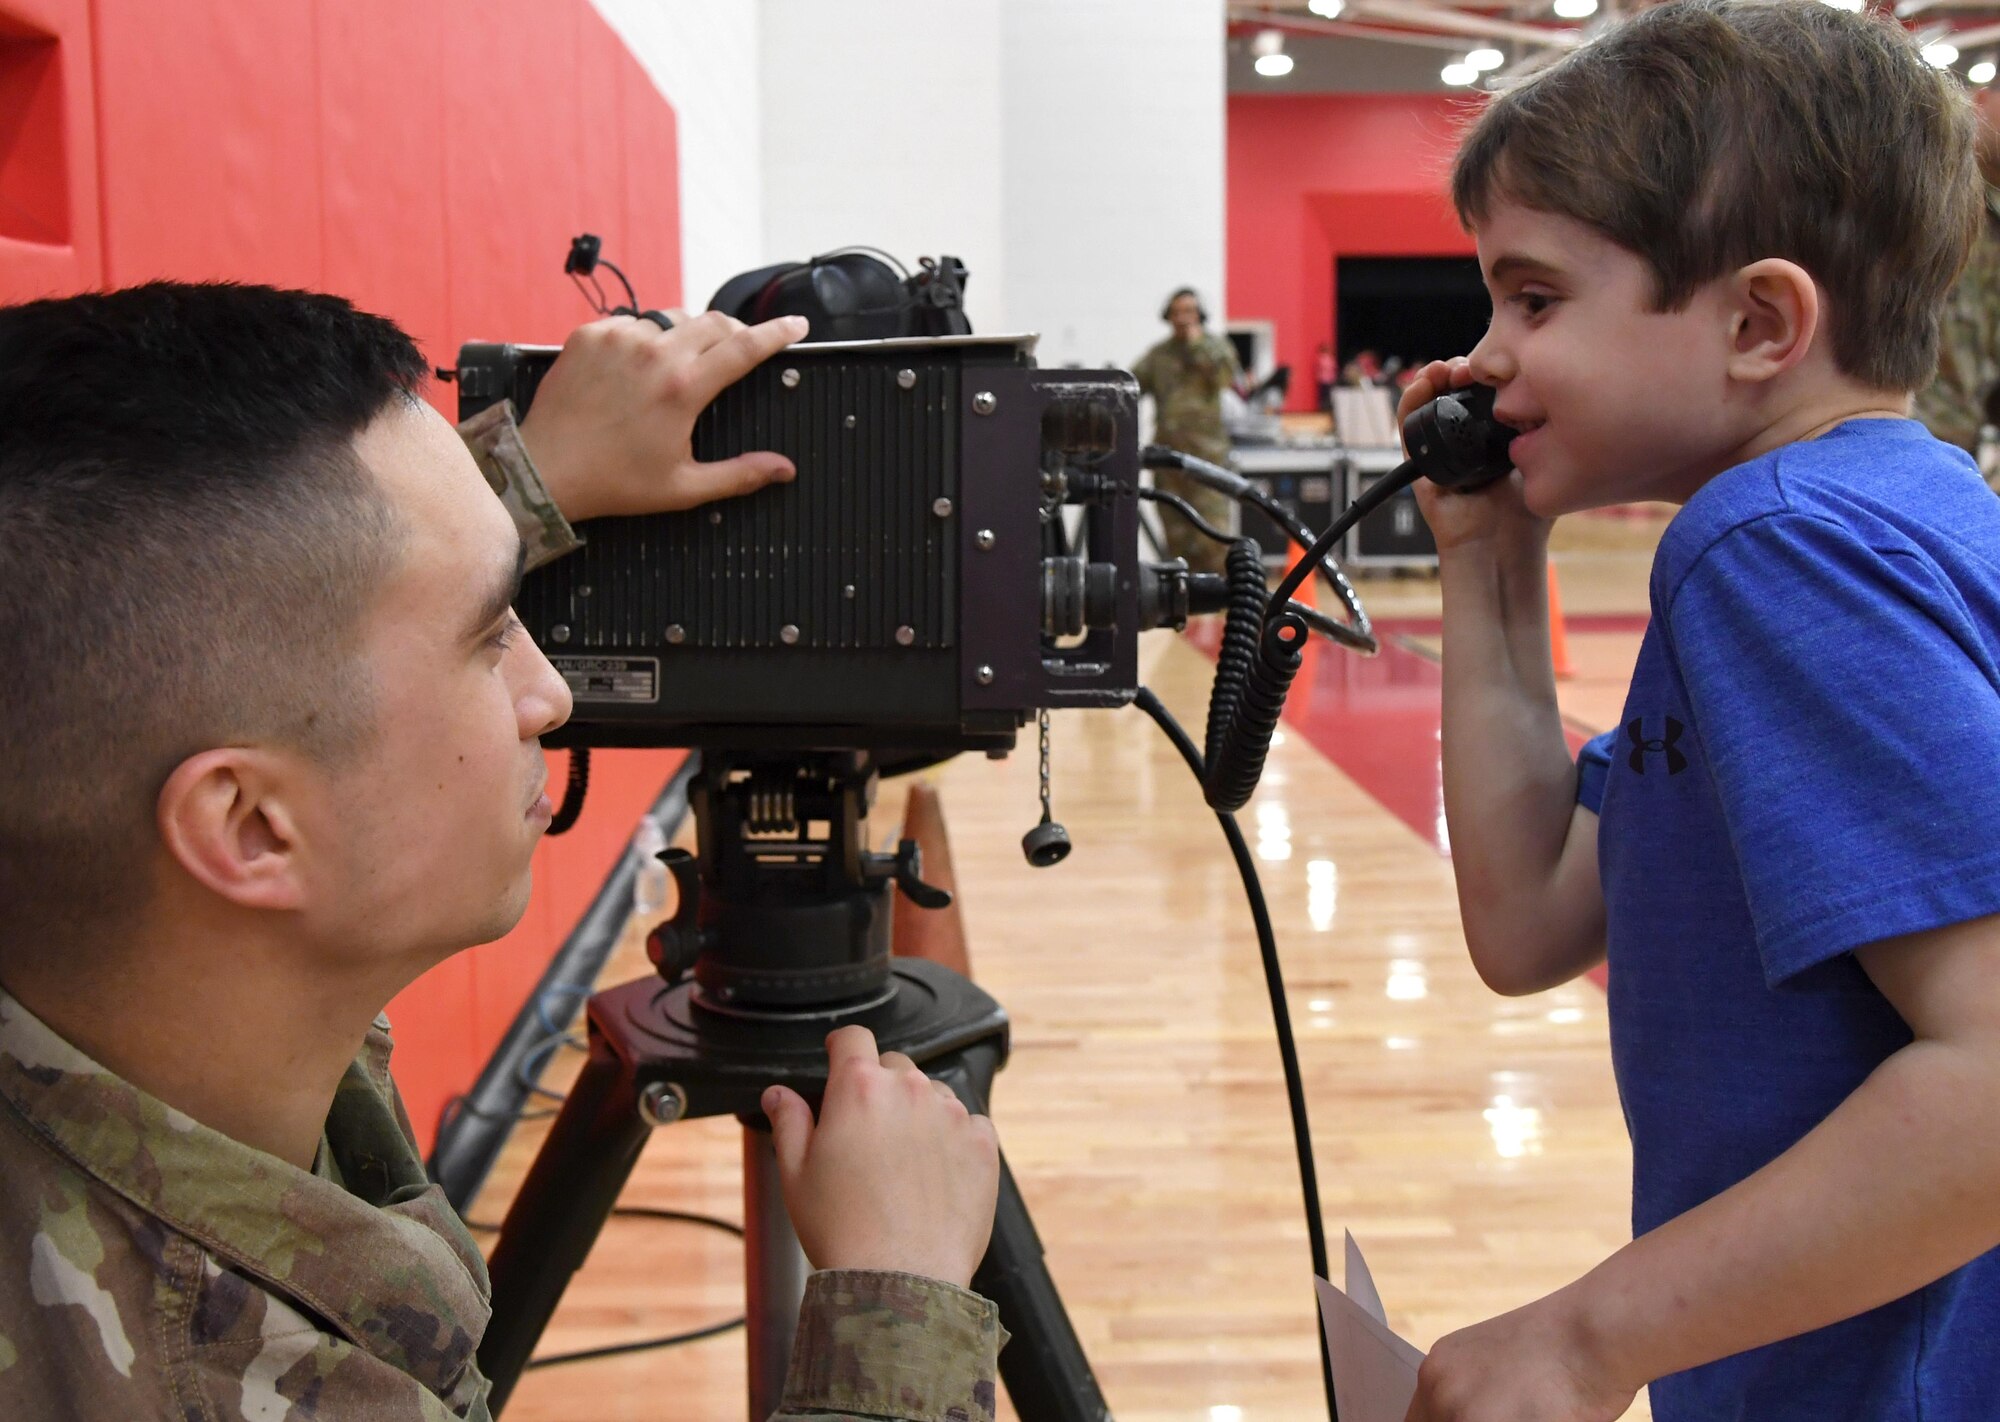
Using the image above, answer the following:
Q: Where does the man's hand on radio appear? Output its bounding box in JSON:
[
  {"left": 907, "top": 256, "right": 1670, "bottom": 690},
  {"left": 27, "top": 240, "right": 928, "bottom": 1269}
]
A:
[
  {"left": 518, "top": 311, "right": 810, "bottom": 523},
  {"left": 762, "top": 1025, "right": 1000, "bottom": 1289}
]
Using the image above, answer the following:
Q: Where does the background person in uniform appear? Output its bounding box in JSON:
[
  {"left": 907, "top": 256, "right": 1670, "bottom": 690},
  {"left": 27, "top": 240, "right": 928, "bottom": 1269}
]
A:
[
  {"left": 1918, "top": 83, "right": 2000, "bottom": 491},
  {"left": 0, "top": 284, "right": 1004, "bottom": 1422},
  {"left": 1134, "top": 286, "right": 1243, "bottom": 576}
]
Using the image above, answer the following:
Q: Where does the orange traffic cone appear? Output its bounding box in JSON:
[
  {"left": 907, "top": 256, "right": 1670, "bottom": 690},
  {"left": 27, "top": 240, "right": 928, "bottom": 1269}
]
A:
[
  {"left": 1546, "top": 559, "right": 1574, "bottom": 680},
  {"left": 1284, "top": 542, "right": 1318, "bottom": 608}
]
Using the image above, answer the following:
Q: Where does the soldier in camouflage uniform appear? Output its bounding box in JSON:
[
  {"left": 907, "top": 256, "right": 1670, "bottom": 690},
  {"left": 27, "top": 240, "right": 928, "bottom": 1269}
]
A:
[
  {"left": 1133, "top": 288, "right": 1244, "bottom": 576},
  {"left": 1917, "top": 85, "right": 2000, "bottom": 493},
  {"left": 0, "top": 287, "right": 1003, "bottom": 1421}
]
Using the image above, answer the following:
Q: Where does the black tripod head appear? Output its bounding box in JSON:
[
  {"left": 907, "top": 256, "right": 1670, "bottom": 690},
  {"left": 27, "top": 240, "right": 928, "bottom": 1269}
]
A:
[{"left": 646, "top": 754, "right": 953, "bottom": 1013}]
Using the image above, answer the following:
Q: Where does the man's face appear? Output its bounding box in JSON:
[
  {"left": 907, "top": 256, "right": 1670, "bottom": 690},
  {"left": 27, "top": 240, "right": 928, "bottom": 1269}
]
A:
[
  {"left": 1167, "top": 294, "right": 1204, "bottom": 341},
  {"left": 303, "top": 400, "right": 572, "bottom": 965},
  {"left": 1466, "top": 200, "right": 1747, "bottom": 514}
]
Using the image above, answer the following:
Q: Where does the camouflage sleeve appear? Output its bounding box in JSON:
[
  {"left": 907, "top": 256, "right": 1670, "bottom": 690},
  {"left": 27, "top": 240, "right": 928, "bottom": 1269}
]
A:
[
  {"left": 1132, "top": 347, "right": 1157, "bottom": 400},
  {"left": 774, "top": 1270, "right": 1004, "bottom": 1422},
  {"left": 1917, "top": 205, "right": 2000, "bottom": 454},
  {"left": 458, "top": 401, "right": 583, "bottom": 571}
]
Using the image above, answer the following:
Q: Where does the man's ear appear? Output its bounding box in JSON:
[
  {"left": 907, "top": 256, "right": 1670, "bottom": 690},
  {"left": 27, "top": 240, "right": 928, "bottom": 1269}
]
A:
[
  {"left": 1725, "top": 258, "right": 1820, "bottom": 386},
  {"left": 156, "top": 749, "right": 309, "bottom": 911}
]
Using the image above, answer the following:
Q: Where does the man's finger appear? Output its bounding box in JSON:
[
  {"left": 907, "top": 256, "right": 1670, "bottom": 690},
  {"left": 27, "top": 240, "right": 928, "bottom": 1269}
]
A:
[
  {"left": 674, "top": 453, "right": 796, "bottom": 510},
  {"left": 762, "top": 1084, "right": 813, "bottom": 1180},
  {"left": 824, "top": 1024, "right": 880, "bottom": 1073},
  {"left": 686, "top": 316, "right": 810, "bottom": 406},
  {"left": 671, "top": 309, "right": 747, "bottom": 357}
]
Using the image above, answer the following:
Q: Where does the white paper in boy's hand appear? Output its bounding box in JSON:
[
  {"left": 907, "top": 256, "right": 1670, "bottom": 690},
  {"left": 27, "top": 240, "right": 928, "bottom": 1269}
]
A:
[{"left": 1315, "top": 1232, "right": 1426, "bottom": 1422}]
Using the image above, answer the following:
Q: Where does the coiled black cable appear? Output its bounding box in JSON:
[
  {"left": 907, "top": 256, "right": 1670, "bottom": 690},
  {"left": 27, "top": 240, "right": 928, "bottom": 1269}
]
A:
[
  {"left": 1202, "top": 541, "right": 1270, "bottom": 773},
  {"left": 1200, "top": 465, "right": 1420, "bottom": 813},
  {"left": 547, "top": 747, "right": 590, "bottom": 836},
  {"left": 1205, "top": 605, "right": 1311, "bottom": 813}
]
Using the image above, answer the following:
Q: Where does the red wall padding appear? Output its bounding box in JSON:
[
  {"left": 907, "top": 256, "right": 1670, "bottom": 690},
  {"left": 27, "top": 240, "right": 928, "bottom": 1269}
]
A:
[
  {"left": 1228, "top": 93, "right": 1479, "bottom": 408},
  {"left": 0, "top": 0, "right": 688, "bottom": 1148}
]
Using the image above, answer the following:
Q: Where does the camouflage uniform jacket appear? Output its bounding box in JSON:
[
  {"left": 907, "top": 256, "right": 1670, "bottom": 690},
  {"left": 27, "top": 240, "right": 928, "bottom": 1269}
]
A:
[
  {"left": 1132, "top": 332, "right": 1242, "bottom": 466},
  {"left": 0, "top": 406, "right": 1005, "bottom": 1422},
  {"left": 1917, "top": 186, "right": 2000, "bottom": 475}
]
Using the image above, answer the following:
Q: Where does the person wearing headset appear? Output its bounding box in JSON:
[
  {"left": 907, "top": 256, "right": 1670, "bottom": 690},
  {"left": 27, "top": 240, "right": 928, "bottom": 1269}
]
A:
[{"left": 1133, "top": 287, "right": 1245, "bottom": 577}]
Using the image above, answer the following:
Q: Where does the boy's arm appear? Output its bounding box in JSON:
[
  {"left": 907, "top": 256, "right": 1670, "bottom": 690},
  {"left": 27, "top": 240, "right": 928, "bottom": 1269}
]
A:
[
  {"left": 1406, "top": 911, "right": 2000, "bottom": 1422},
  {"left": 1404, "top": 360, "right": 1606, "bottom": 995}
]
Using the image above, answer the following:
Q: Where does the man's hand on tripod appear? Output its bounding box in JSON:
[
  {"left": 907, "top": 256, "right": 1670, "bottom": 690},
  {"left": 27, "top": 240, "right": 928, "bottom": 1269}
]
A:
[
  {"left": 763, "top": 1025, "right": 1000, "bottom": 1289},
  {"left": 518, "top": 310, "right": 809, "bottom": 523}
]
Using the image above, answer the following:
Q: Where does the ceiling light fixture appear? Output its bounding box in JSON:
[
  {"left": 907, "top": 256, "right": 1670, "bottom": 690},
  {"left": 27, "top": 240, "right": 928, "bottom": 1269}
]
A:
[
  {"left": 1922, "top": 40, "right": 1960, "bottom": 67},
  {"left": 1553, "top": 0, "right": 1598, "bottom": 17},
  {"left": 1308, "top": 0, "right": 1346, "bottom": 17},
  {"left": 1467, "top": 47, "right": 1505, "bottom": 69},
  {"left": 1971, "top": 59, "right": 1997, "bottom": 84},
  {"left": 1255, "top": 51, "right": 1296, "bottom": 77},
  {"left": 1441, "top": 60, "right": 1479, "bottom": 85}
]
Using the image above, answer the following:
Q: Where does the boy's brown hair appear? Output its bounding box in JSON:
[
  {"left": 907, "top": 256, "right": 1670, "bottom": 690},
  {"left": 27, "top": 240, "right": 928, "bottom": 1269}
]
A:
[{"left": 1453, "top": 0, "right": 1981, "bottom": 393}]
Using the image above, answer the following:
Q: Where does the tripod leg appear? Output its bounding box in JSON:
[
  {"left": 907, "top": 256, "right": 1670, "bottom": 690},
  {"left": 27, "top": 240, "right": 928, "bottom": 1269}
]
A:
[
  {"left": 936, "top": 1048, "right": 1112, "bottom": 1421},
  {"left": 743, "top": 1124, "right": 811, "bottom": 1422},
  {"left": 977, "top": 1153, "right": 1113, "bottom": 1422},
  {"left": 478, "top": 1033, "right": 652, "bottom": 1414}
]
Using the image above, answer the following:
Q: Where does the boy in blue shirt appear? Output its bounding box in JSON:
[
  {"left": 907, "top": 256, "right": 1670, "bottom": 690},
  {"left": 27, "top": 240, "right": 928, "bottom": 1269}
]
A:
[{"left": 1396, "top": 2, "right": 2000, "bottom": 1418}]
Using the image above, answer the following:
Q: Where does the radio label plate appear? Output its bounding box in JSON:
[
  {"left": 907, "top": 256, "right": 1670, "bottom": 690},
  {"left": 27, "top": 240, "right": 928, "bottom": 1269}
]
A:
[{"left": 553, "top": 656, "right": 660, "bottom": 705}]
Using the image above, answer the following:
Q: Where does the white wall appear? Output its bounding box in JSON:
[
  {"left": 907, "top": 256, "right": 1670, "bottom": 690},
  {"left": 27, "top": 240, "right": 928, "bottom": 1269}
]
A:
[
  {"left": 597, "top": 0, "right": 1227, "bottom": 370},
  {"left": 999, "top": 0, "right": 1227, "bottom": 372},
  {"left": 589, "top": 0, "right": 766, "bottom": 312},
  {"left": 759, "top": 0, "right": 1009, "bottom": 333}
]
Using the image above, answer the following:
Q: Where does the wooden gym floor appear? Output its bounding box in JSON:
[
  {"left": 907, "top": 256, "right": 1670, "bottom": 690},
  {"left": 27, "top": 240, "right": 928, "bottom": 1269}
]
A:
[{"left": 472, "top": 508, "right": 1671, "bottom": 1421}]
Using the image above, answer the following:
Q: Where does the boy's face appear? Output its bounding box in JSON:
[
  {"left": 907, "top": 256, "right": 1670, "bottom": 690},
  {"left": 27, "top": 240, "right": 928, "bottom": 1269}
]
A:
[
  {"left": 1467, "top": 199, "right": 1749, "bottom": 513},
  {"left": 302, "top": 401, "right": 572, "bottom": 969}
]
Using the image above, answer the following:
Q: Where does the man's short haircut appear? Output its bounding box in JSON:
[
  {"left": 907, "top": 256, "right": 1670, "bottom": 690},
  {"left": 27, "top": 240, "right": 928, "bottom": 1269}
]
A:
[
  {"left": 0, "top": 283, "right": 427, "bottom": 954},
  {"left": 1452, "top": 0, "right": 1981, "bottom": 393}
]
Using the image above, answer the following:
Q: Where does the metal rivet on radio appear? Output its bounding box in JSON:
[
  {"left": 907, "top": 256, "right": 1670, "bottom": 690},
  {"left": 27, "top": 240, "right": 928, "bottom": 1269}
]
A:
[
  {"left": 665, "top": 624, "right": 686, "bottom": 645},
  {"left": 895, "top": 626, "right": 916, "bottom": 647},
  {"left": 843, "top": 414, "right": 856, "bottom": 429},
  {"left": 638, "top": 1081, "right": 688, "bottom": 1128},
  {"left": 972, "top": 391, "right": 997, "bottom": 416},
  {"left": 843, "top": 584, "right": 857, "bottom": 600},
  {"left": 710, "top": 509, "right": 723, "bottom": 525},
  {"left": 577, "top": 585, "right": 592, "bottom": 598},
  {"left": 780, "top": 624, "right": 800, "bottom": 645},
  {"left": 976, "top": 665, "right": 995, "bottom": 685},
  {"left": 897, "top": 368, "right": 917, "bottom": 390},
  {"left": 932, "top": 498, "right": 953, "bottom": 519},
  {"left": 780, "top": 367, "right": 800, "bottom": 389},
  {"left": 550, "top": 624, "right": 571, "bottom": 644},
  {"left": 975, "top": 529, "right": 996, "bottom": 551}
]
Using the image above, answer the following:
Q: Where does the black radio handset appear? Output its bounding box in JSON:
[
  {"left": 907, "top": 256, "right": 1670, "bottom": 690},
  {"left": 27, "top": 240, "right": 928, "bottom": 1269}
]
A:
[{"left": 1399, "top": 382, "right": 1515, "bottom": 493}]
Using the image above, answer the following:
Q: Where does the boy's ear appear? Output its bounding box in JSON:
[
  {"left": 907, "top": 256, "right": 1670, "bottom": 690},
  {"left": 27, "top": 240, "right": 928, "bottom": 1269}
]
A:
[
  {"left": 1725, "top": 258, "right": 1820, "bottom": 386},
  {"left": 156, "top": 748, "right": 310, "bottom": 912}
]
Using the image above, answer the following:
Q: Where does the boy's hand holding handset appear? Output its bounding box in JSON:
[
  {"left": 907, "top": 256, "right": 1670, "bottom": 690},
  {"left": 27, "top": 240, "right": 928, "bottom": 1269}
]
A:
[{"left": 1395, "top": 357, "right": 1550, "bottom": 555}]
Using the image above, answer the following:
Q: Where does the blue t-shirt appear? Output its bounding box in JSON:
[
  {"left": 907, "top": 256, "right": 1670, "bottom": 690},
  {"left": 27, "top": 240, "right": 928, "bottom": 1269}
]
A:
[{"left": 1578, "top": 418, "right": 2000, "bottom": 1420}]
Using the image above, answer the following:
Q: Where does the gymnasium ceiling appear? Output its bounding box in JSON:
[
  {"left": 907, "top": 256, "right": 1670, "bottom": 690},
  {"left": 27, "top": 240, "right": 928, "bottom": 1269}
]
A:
[{"left": 1226, "top": 0, "right": 2000, "bottom": 94}]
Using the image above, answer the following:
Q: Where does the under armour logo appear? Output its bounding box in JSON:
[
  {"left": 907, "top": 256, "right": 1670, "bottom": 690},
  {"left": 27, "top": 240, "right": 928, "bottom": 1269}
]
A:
[{"left": 1625, "top": 716, "right": 1688, "bottom": 776}]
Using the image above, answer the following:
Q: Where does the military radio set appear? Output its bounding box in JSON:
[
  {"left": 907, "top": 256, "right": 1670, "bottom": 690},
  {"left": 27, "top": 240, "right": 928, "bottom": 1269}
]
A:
[{"left": 451, "top": 237, "right": 1514, "bottom": 1420}]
